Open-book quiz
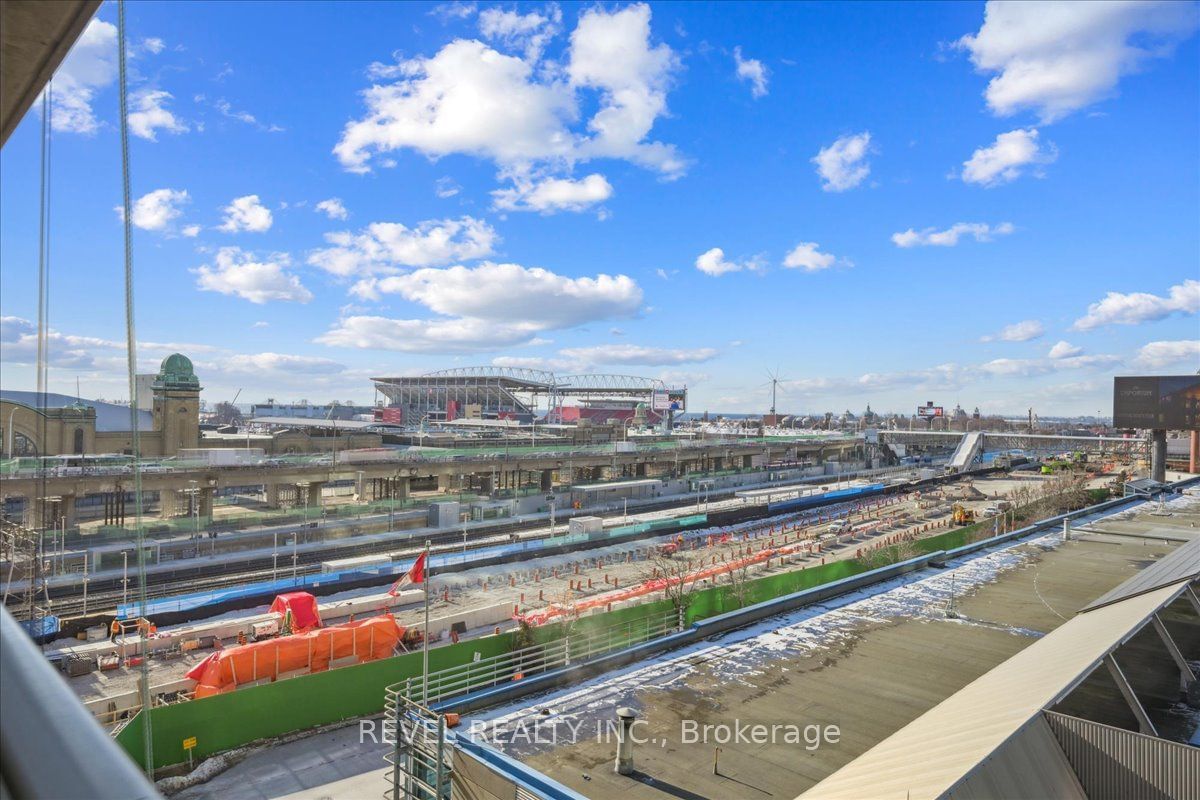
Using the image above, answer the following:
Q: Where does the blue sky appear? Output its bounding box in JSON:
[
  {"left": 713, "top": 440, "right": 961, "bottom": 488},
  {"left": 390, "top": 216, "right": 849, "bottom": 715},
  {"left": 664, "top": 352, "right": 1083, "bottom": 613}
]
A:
[{"left": 1, "top": 0, "right": 1198, "bottom": 416}]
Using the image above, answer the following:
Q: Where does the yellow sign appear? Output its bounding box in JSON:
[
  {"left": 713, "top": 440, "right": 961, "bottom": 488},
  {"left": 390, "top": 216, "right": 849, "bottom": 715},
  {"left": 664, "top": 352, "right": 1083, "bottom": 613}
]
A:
[{"left": 183, "top": 737, "right": 197, "bottom": 750}]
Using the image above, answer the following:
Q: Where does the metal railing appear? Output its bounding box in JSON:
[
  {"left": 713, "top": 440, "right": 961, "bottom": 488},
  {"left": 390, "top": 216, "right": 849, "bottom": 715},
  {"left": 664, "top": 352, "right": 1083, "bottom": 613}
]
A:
[
  {"left": 390, "top": 610, "right": 678, "bottom": 709},
  {"left": 383, "top": 695, "right": 452, "bottom": 800},
  {"left": 0, "top": 434, "right": 851, "bottom": 478}
]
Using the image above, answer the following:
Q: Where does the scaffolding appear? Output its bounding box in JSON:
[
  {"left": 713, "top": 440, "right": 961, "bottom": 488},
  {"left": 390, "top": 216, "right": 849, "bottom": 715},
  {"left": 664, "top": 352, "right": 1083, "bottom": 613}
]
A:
[
  {"left": 0, "top": 516, "right": 52, "bottom": 636},
  {"left": 384, "top": 693, "right": 452, "bottom": 800}
]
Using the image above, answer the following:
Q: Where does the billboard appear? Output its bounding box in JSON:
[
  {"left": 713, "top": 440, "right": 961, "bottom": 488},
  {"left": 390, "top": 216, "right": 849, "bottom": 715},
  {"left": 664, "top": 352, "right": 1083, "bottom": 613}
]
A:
[
  {"left": 374, "top": 407, "right": 403, "bottom": 424},
  {"left": 1113, "top": 376, "right": 1200, "bottom": 430},
  {"left": 651, "top": 390, "right": 671, "bottom": 411},
  {"left": 917, "top": 404, "right": 944, "bottom": 418}
]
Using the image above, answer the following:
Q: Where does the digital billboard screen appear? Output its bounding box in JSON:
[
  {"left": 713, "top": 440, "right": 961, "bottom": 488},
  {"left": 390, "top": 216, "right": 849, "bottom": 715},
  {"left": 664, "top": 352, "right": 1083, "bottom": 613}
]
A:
[{"left": 1113, "top": 375, "right": 1200, "bottom": 430}]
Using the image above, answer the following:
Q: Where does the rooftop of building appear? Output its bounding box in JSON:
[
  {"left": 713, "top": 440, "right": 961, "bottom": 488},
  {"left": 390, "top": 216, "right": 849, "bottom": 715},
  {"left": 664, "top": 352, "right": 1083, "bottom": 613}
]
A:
[{"left": 0, "top": 390, "right": 154, "bottom": 432}]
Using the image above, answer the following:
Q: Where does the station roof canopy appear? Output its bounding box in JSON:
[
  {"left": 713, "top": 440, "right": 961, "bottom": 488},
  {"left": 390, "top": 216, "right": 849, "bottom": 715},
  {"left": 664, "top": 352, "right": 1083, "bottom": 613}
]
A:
[
  {"left": 1082, "top": 536, "right": 1200, "bottom": 613},
  {"left": 572, "top": 478, "right": 661, "bottom": 493},
  {"left": 800, "top": 577, "right": 1197, "bottom": 800},
  {"left": 430, "top": 418, "right": 522, "bottom": 429},
  {"left": 735, "top": 485, "right": 821, "bottom": 500},
  {"left": 249, "top": 416, "right": 379, "bottom": 431}
]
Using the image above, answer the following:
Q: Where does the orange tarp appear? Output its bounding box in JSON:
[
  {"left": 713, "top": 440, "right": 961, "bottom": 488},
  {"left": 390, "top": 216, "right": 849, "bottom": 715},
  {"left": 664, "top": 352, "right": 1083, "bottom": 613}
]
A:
[
  {"left": 269, "top": 591, "right": 322, "bottom": 632},
  {"left": 188, "top": 614, "right": 404, "bottom": 698}
]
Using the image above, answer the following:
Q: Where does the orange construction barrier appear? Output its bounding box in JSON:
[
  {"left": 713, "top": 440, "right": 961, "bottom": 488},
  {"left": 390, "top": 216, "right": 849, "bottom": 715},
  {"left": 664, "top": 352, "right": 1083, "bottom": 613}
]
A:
[{"left": 187, "top": 614, "right": 403, "bottom": 698}]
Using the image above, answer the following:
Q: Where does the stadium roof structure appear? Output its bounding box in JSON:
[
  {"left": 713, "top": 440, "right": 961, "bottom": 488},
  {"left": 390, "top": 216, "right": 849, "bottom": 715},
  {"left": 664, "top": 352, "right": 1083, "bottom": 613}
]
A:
[
  {"left": 371, "top": 367, "right": 682, "bottom": 395},
  {"left": 371, "top": 367, "right": 687, "bottom": 424}
]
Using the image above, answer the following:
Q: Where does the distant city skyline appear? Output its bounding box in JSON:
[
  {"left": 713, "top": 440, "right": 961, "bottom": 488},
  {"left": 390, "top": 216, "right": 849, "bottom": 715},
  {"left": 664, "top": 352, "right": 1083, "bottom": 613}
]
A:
[{"left": 1, "top": 1, "right": 1198, "bottom": 416}]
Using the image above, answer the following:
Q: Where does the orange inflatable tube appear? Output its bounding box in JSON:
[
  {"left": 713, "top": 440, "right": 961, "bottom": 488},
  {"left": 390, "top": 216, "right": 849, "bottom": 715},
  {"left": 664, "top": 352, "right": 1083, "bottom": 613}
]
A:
[{"left": 188, "top": 614, "right": 403, "bottom": 698}]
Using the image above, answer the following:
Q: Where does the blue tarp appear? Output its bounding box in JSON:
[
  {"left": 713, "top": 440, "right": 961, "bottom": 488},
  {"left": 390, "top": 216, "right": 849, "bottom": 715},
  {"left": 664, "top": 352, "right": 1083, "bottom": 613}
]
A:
[
  {"left": 766, "top": 483, "right": 884, "bottom": 514},
  {"left": 19, "top": 615, "right": 60, "bottom": 638}
]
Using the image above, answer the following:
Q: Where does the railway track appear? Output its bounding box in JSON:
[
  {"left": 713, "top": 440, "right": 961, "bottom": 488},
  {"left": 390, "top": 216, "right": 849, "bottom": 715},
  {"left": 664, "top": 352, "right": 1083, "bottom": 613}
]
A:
[
  {"left": 36, "top": 523, "right": 536, "bottom": 618},
  {"left": 15, "top": 466, "right": 959, "bottom": 620},
  {"left": 15, "top": 482, "right": 766, "bottom": 609}
]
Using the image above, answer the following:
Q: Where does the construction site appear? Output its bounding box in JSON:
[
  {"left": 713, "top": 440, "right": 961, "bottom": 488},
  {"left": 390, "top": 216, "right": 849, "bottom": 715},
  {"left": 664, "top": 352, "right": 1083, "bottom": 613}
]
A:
[
  {"left": 4, "top": 357, "right": 1199, "bottom": 800},
  {"left": 2, "top": 5, "right": 1199, "bottom": 800}
]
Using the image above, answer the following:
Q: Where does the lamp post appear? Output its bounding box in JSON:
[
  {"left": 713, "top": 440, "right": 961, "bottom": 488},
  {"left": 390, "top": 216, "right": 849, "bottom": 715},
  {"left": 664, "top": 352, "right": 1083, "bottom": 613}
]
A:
[
  {"left": 273, "top": 530, "right": 278, "bottom": 582},
  {"left": 389, "top": 471, "right": 398, "bottom": 530},
  {"left": 5, "top": 406, "right": 17, "bottom": 459},
  {"left": 187, "top": 480, "right": 200, "bottom": 542}
]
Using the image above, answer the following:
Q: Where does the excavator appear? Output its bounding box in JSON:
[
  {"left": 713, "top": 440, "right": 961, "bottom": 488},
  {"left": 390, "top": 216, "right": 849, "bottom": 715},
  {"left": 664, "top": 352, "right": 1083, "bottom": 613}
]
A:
[{"left": 951, "top": 503, "right": 976, "bottom": 526}]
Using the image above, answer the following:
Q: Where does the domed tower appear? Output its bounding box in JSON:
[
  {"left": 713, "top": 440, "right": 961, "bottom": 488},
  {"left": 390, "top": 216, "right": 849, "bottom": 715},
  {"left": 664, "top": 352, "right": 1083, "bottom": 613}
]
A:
[{"left": 152, "top": 353, "right": 202, "bottom": 455}]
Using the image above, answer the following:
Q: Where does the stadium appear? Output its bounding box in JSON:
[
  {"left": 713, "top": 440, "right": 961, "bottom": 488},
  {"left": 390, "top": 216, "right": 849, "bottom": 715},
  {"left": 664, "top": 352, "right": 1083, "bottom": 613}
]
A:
[{"left": 371, "top": 366, "right": 687, "bottom": 427}]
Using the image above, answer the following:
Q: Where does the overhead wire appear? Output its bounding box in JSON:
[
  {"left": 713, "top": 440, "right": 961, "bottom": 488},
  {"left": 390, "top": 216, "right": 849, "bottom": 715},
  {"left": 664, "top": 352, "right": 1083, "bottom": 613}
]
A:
[
  {"left": 116, "top": 0, "right": 155, "bottom": 778},
  {"left": 33, "top": 79, "right": 53, "bottom": 630}
]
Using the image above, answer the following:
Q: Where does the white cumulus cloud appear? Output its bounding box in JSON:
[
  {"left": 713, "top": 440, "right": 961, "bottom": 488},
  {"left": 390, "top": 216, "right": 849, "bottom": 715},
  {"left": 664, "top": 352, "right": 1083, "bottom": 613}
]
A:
[
  {"left": 127, "top": 89, "right": 188, "bottom": 141},
  {"left": 315, "top": 198, "right": 349, "bottom": 220},
  {"left": 365, "top": 262, "right": 642, "bottom": 328},
  {"left": 48, "top": 19, "right": 118, "bottom": 135},
  {"left": 695, "top": 247, "right": 762, "bottom": 277},
  {"left": 317, "top": 316, "right": 539, "bottom": 354},
  {"left": 567, "top": 4, "right": 685, "bottom": 176},
  {"left": 319, "top": 261, "right": 642, "bottom": 354},
  {"left": 782, "top": 241, "right": 841, "bottom": 272},
  {"left": 891, "top": 221, "right": 1014, "bottom": 247},
  {"left": 218, "top": 195, "right": 273, "bottom": 233},
  {"left": 1133, "top": 340, "right": 1200, "bottom": 368},
  {"left": 957, "top": 1, "right": 1200, "bottom": 122},
  {"left": 733, "top": 47, "right": 769, "bottom": 98},
  {"left": 492, "top": 173, "right": 613, "bottom": 213},
  {"left": 337, "top": 4, "right": 684, "bottom": 180},
  {"left": 812, "top": 132, "right": 872, "bottom": 192},
  {"left": 339, "top": 39, "right": 574, "bottom": 172},
  {"left": 308, "top": 216, "right": 497, "bottom": 277},
  {"left": 1073, "top": 279, "right": 1200, "bottom": 330},
  {"left": 122, "top": 188, "right": 190, "bottom": 232},
  {"left": 194, "top": 247, "right": 312, "bottom": 304},
  {"left": 1047, "top": 340, "right": 1083, "bottom": 359},
  {"left": 479, "top": 4, "right": 562, "bottom": 62},
  {"left": 981, "top": 319, "right": 1045, "bottom": 342},
  {"left": 961, "top": 128, "right": 1056, "bottom": 187}
]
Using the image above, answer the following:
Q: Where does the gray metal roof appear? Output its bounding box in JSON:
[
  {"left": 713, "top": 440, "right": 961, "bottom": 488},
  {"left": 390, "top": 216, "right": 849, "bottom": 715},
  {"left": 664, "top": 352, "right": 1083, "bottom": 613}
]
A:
[
  {"left": 801, "top": 580, "right": 1192, "bottom": 800},
  {"left": 1081, "top": 536, "right": 1200, "bottom": 613},
  {"left": 0, "top": 390, "right": 154, "bottom": 432}
]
